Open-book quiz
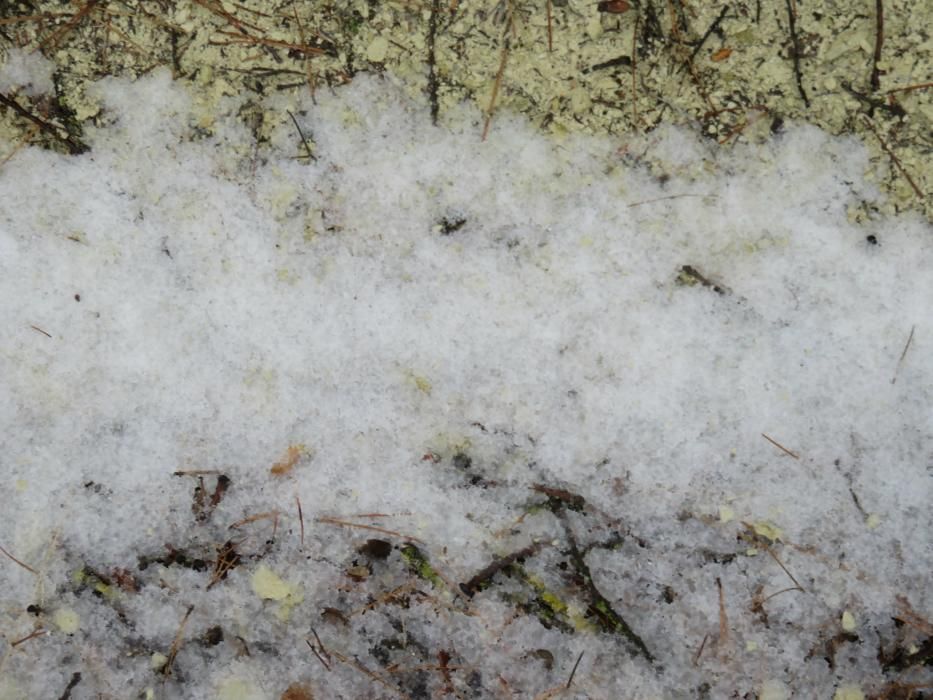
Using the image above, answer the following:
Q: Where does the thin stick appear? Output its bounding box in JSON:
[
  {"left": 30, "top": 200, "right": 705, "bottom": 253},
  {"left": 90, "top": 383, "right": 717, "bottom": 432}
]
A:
[
  {"left": 870, "top": 0, "right": 884, "bottom": 91},
  {"left": 761, "top": 433, "right": 800, "bottom": 459},
  {"left": 0, "top": 544, "right": 38, "bottom": 575},
  {"left": 286, "top": 111, "right": 315, "bottom": 161},
  {"left": 631, "top": 10, "right": 639, "bottom": 127},
  {"left": 0, "top": 91, "right": 89, "bottom": 157},
  {"left": 546, "top": 0, "right": 553, "bottom": 52},
  {"left": 885, "top": 81, "right": 932, "bottom": 94},
  {"left": 862, "top": 116, "right": 924, "bottom": 200},
  {"left": 162, "top": 605, "right": 194, "bottom": 676},
  {"left": 628, "top": 193, "right": 715, "bottom": 207},
  {"left": 40, "top": 0, "right": 101, "bottom": 51},
  {"left": 692, "top": 633, "right": 709, "bottom": 666},
  {"left": 784, "top": 0, "right": 810, "bottom": 107},
  {"left": 296, "top": 495, "right": 305, "bottom": 548},
  {"left": 482, "top": 37, "right": 510, "bottom": 141},
  {"left": 316, "top": 516, "right": 425, "bottom": 543},
  {"left": 427, "top": 0, "right": 441, "bottom": 125},
  {"left": 290, "top": 2, "right": 316, "bottom": 99},
  {"left": 891, "top": 324, "right": 915, "bottom": 384},
  {"left": 565, "top": 650, "right": 584, "bottom": 689},
  {"left": 329, "top": 648, "right": 412, "bottom": 699},
  {"left": 229, "top": 511, "right": 280, "bottom": 529},
  {"left": 11, "top": 628, "right": 47, "bottom": 647},
  {"left": 716, "top": 577, "right": 729, "bottom": 654},
  {"left": 306, "top": 638, "right": 332, "bottom": 671},
  {"left": 758, "top": 585, "right": 803, "bottom": 605},
  {"left": 765, "top": 547, "right": 805, "bottom": 591}
]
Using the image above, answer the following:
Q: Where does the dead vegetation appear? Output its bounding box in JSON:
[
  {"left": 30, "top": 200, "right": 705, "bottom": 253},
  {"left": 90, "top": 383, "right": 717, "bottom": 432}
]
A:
[
  {"left": 0, "top": 0, "right": 929, "bottom": 218},
  {"left": 4, "top": 437, "right": 929, "bottom": 697}
]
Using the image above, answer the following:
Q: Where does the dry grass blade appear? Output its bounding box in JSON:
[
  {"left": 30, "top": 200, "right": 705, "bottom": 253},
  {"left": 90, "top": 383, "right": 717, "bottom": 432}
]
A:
[
  {"left": 761, "top": 433, "right": 800, "bottom": 459},
  {"left": 0, "top": 544, "right": 38, "bottom": 575},
  {"left": 162, "top": 605, "right": 194, "bottom": 677},
  {"left": 316, "top": 516, "right": 425, "bottom": 543}
]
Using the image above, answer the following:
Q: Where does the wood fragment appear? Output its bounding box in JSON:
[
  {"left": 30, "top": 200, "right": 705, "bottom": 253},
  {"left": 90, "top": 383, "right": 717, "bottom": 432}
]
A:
[
  {"left": 29, "top": 324, "right": 53, "bottom": 338},
  {"left": 784, "top": 0, "right": 810, "bottom": 107},
  {"left": 427, "top": 0, "right": 441, "bottom": 125},
  {"left": 459, "top": 542, "right": 544, "bottom": 597},
  {"left": 0, "top": 544, "right": 39, "bottom": 575},
  {"left": 562, "top": 515, "right": 653, "bottom": 662},
  {"left": 546, "top": 0, "right": 553, "bottom": 51},
  {"left": 870, "top": 0, "right": 884, "bottom": 91},
  {"left": 890, "top": 324, "right": 915, "bottom": 384},
  {"left": 761, "top": 433, "right": 800, "bottom": 459}
]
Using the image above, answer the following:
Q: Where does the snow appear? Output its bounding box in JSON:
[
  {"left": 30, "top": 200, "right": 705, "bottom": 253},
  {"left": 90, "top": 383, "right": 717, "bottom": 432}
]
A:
[{"left": 0, "top": 64, "right": 930, "bottom": 699}]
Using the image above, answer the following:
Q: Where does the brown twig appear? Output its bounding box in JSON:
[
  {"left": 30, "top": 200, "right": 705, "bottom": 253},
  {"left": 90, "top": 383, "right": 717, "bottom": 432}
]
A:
[
  {"left": 716, "top": 577, "right": 730, "bottom": 655},
  {"left": 0, "top": 544, "right": 38, "bottom": 575},
  {"left": 329, "top": 648, "right": 412, "bottom": 699},
  {"left": 692, "top": 633, "right": 709, "bottom": 666},
  {"left": 885, "top": 81, "right": 932, "bottom": 95},
  {"left": 482, "top": 33, "right": 510, "bottom": 141},
  {"left": 459, "top": 542, "right": 544, "bottom": 597},
  {"left": 862, "top": 116, "right": 925, "bottom": 200},
  {"left": 761, "top": 433, "right": 800, "bottom": 459},
  {"left": 890, "top": 324, "right": 915, "bottom": 385},
  {"left": 286, "top": 111, "right": 315, "bottom": 162},
  {"left": 11, "top": 628, "right": 48, "bottom": 647},
  {"left": 40, "top": 0, "right": 102, "bottom": 51},
  {"left": 546, "top": 0, "right": 553, "bottom": 52},
  {"left": 296, "top": 495, "right": 305, "bottom": 548},
  {"left": 427, "top": 0, "right": 441, "bottom": 125},
  {"left": 870, "top": 0, "right": 884, "bottom": 91},
  {"left": 631, "top": 10, "right": 639, "bottom": 127},
  {"left": 317, "top": 516, "right": 425, "bottom": 543},
  {"left": 162, "top": 605, "right": 194, "bottom": 676},
  {"left": 565, "top": 650, "right": 584, "bottom": 688},
  {"left": 0, "top": 94, "right": 88, "bottom": 155},
  {"left": 784, "top": 0, "right": 810, "bottom": 107}
]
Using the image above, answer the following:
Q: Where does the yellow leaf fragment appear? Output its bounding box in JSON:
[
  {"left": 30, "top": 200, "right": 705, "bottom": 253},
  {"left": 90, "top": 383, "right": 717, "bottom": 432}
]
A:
[
  {"left": 252, "top": 565, "right": 292, "bottom": 601},
  {"left": 719, "top": 505, "right": 735, "bottom": 523},
  {"left": 841, "top": 610, "right": 857, "bottom": 631},
  {"left": 53, "top": 607, "right": 80, "bottom": 634},
  {"left": 752, "top": 520, "right": 784, "bottom": 542},
  {"left": 833, "top": 685, "right": 864, "bottom": 700}
]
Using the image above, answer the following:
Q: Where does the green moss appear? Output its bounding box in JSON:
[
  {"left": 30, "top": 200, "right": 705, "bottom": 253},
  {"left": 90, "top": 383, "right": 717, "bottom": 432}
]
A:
[{"left": 400, "top": 544, "right": 443, "bottom": 589}]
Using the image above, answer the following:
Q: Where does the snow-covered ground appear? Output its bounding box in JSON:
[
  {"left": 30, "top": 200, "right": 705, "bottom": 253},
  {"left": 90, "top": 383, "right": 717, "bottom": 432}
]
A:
[{"left": 1, "top": 60, "right": 930, "bottom": 699}]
